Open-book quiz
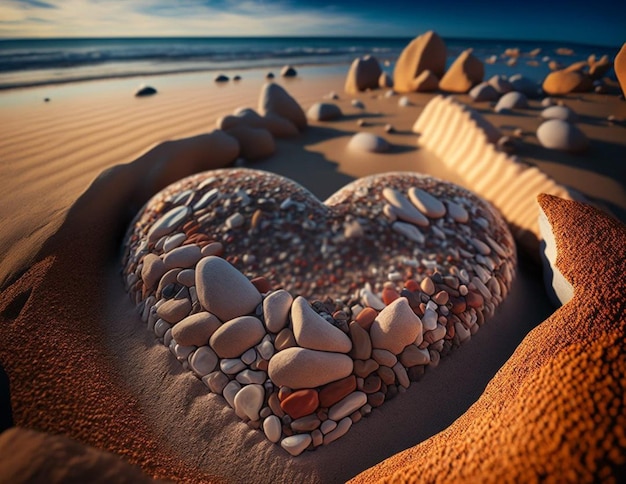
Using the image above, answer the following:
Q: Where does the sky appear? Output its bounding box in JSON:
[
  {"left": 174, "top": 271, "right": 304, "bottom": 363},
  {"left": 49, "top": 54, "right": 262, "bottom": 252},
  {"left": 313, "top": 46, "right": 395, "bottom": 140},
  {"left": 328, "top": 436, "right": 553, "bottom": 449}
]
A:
[{"left": 0, "top": 0, "right": 624, "bottom": 46}]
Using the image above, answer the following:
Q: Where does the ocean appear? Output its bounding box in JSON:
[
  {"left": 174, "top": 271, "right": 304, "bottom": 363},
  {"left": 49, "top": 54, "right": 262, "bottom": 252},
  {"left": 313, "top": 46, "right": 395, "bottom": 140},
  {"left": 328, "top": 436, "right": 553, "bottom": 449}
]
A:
[{"left": 0, "top": 36, "right": 620, "bottom": 90}]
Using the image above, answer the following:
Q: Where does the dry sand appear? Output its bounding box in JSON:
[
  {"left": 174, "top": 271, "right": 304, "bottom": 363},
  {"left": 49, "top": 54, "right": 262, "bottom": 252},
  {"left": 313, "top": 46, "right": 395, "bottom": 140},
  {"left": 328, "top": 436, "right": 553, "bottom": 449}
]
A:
[{"left": 0, "top": 66, "right": 625, "bottom": 482}]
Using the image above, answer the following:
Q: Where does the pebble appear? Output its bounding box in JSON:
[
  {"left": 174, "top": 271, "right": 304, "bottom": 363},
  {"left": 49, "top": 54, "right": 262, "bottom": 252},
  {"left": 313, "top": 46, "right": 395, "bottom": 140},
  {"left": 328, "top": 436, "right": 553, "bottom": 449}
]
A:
[
  {"left": 274, "top": 327, "right": 296, "bottom": 351},
  {"left": 408, "top": 187, "right": 446, "bottom": 218},
  {"left": 225, "top": 212, "right": 244, "bottom": 229},
  {"left": 202, "top": 370, "right": 229, "bottom": 394},
  {"left": 541, "top": 105, "right": 578, "bottom": 123},
  {"left": 218, "top": 386, "right": 253, "bottom": 414},
  {"left": 156, "top": 298, "right": 191, "bottom": 324},
  {"left": 536, "top": 119, "right": 589, "bottom": 152},
  {"left": 383, "top": 188, "right": 429, "bottom": 226},
  {"left": 280, "top": 389, "right": 320, "bottom": 419},
  {"left": 141, "top": 254, "right": 166, "bottom": 291},
  {"left": 445, "top": 200, "right": 469, "bottom": 223},
  {"left": 328, "top": 392, "right": 367, "bottom": 421},
  {"left": 370, "top": 298, "right": 423, "bottom": 354},
  {"left": 236, "top": 369, "right": 266, "bottom": 385},
  {"left": 371, "top": 348, "right": 397, "bottom": 367},
  {"left": 421, "top": 308, "right": 438, "bottom": 331},
  {"left": 355, "top": 307, "right": 377, "bottom": 330},
  {"left": 268, "top": 347, "right": 354, "bottom": 389},
  {"left": 323, "top": 417, "right": 352, "bottom": 445},
  {"left": 347, "top": 132, "right": 389, "bottom": 153},
  {"left": 307, "top": 102, "right": 342, "bottom": 121},
  {"left": 349, "top": 322, "right": 372, "bottom": 360},
  {"left": 189, "top": 346, "right": 219, "bottom": 376},
  {"left": 220, "top": 358, "right": 247, "bottom": 375},
  {"left": 320, "top": 419, "right": 337, "bottom": 434},
  {"left": 319, "top": 375, "right": 357, "bottom": 408},
  {"left": 147, "top": 206, "right": 190, "bottom": 243},
  {"left": 163, "top": 233, "right": 186, "bottom": 252},
  {"left": 351, "top": 99, "right": 365, "bottom": 109},
  {"left": 392, "top": 362, "right": 410, "bottom": 389},
  {"left": 291, "top": 414, "right": 322, "bottom": 432},
  {"left": 200, "top": 241, "right": 223, "bottom": 257},
  {"left": 281, "top": 434, "right": 311, "bottom": 456},
  {"left": 455, "top": 322, "right": 471, "bottom": 343},
  {"left": 195, "top": 256, "right": 262, "bottom": 322},
  {"left": 494, "top": 91, "right": 528, "bottom": 112},
  {"left": 360, "top": 286, "right": 386, "bottom": 310},
  {"left": 392, "top": 221, "right": 426, "bottom": 244},
  {"left": 263, "top": 289, "right": 293, "bottom": 333},
  {"left": 399, "top": 345, "right": 430, "bottom": 367},
  {"left": 209, "top": 315, "right": 265, "bottom": 358},
  {"left": 398, "top": 96, "right": 412, "bottom": 107},
  {"left": 263, "top": 415, "right": 282, "bottom": 443},
  {"left": 223, "top": 380, "right": 242, "bottom": 409},
  {"left": 291, "top": 296, "right": 352, "bottom": 353},
  {"left": 163, "top": 244, "right": 202, "bottom": 269},
  {"left": 171, "top": 312, "right": 221, "bottom": 347}
]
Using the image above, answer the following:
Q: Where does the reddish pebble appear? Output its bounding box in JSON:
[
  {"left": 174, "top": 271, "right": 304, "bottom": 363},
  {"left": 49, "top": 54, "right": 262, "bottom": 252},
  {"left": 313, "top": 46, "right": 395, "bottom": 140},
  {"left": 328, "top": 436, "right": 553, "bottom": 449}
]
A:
[
  {"left": 251, "top": 276, "right": 271, "bottom": 294},
  {"left": 355, "top": 307, "right": 377, "bottom": 330},
  {"left": 362, "top": 374, "right": 382, "bottom": 394},
  {"left": 278, "top": 386, "right": 292, "bottom": 402},
  {"left": 381, "top": 287, "right": 400, "bottom": 305},
  {"left": 319, "top": 375, "right": 357, "bottom": 408},
  {"left": 280, "top": 389, "right": 320, "bottom": 419},
  {"left": 466, "top": 291, "right": 484, "bottom": 308},
  {"left": 449, "top": 296, "right": 467, "bottom": 314},
  {"left": 433, "top": 290, "right": 449, "bottom": 305},
  {"left": 354, "top": 359, "right": 379, "bottom": 378},
  {"left": 368, "top": 392, "right": 385, "bottom": 408},
  {"left": 404, "top": 279, "right": 419, "bottom": 292}
]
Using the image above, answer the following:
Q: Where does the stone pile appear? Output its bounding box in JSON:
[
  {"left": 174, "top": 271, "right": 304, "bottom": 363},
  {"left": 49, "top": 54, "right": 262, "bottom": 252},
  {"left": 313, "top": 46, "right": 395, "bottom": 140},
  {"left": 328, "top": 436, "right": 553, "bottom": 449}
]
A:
[{"left": 122, "top": 169, "right": 517, "bottom": 456}]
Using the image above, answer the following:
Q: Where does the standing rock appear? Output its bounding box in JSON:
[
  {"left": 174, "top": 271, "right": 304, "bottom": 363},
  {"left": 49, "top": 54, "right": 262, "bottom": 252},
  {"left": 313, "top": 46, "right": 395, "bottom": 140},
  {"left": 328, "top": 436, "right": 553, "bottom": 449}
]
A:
[
  {"left": 439, "top": 49, "right": 484, "bottom": 93},
  {"left": 393, "top": 31, "right": 447, "bottom": 92},
  {"left": 345, "top": 55, "right": 383, "bottom": 94},
  {"left": 281, "top": 65, "right": 297, "bottom": 77},
  {"left": 370, "top": 298, "right": 423, "bottom": 354},
  {"left": 379, "top": 72, "right": 393, "bottom": 88},
  {"left": 258, "top": 83, "right": 307, "bottom": 130},
  {"left": 195, "top": 256, "right": 262, "bottom": 322},
  {"left": 291, "top": 296, "right": 352, "bottom": 353}
]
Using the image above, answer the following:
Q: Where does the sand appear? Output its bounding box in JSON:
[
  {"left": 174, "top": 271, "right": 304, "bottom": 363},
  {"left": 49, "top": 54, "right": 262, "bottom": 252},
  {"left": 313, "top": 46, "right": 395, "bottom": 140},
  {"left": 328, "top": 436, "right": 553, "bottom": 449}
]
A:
[{"left": 0, "top": 65, "right": 625, "bottom": 482}]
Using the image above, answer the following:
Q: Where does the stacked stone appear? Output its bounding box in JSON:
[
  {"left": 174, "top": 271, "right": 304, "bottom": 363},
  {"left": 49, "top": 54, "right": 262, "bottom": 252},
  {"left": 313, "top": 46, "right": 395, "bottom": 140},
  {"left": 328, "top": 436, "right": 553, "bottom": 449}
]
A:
[{"left": 122, "top": 168, "right": 516, "bottom": 456}]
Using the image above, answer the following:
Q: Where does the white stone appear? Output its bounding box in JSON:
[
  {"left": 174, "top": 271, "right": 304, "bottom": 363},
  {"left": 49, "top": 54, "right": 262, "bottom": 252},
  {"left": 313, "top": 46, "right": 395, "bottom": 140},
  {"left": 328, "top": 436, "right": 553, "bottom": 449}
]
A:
[
  {"left": 469, "top": 82, "right": 500, "bottom": 102},
  {"left": 189, "top": 346, "right": 218, "bottom": 376},
  {"left": 291, "top": 296, "right": 352, "bottom": 353},
  {"left": 495, "top": 91, "right": 528, "bottom": 112},
  {"left": 281, "top": 434, "right": 312, "bottom": 456},
  {"left": 209, "top": 315, "right": 265, "bottom": 358},
  {"left": 541, "top": 105, "right": 578, "bottom": 123},
  {"left": 263, "top": 415, "right": 282, "bottom": 443},
  {"left": 421, "top": 308, "right": 438, "bottom": 331},
  {"left": 234, "top": 383, "right": 265, "bottom": 421},
  {"left": 408, "top": 187, "right": 446, "bottom": 218},
  {"left": 220, "top": 358, "right": 246, "bottom": 374},
  {"left": 307, "top": 102, "right": 342, "bottom": 121},
  {"left": 360, "top": 285, "right": 386, "bottom": 310},
  {"left": 163, "top": 233, "right": 186, "bottom": 252}
]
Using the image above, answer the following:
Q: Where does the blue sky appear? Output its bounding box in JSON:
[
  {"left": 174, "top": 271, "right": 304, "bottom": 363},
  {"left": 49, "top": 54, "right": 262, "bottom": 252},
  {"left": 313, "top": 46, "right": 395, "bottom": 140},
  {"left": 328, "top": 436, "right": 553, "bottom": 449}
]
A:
[{"left": 0, "top": 0, "right": 624, "bottom": 46}]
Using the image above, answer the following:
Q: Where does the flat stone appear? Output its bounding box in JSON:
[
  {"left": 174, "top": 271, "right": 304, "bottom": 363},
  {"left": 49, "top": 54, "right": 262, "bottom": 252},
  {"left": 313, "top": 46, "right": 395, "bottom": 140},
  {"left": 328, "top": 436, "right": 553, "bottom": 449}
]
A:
[
  {"left": 370, "top": 298, "right": 423, "bottom": 354},
  {"left": 328, "top": 392, "right": 367, "bottom": 421},
  {"left": 171, "top": 311, "right": 221, "bottom": 347},
  {"left": 209, "top": 315, "right": 266, "bottom": 358},
  {"left": 323, "top": 417, "right": 352, "bottom": 445},
  {"left": 195, "top": 256, "right": 262, "bottom": 322},
  {"left": 262, "top": 289, "right": 293, "bottom": 333},
  {"left": 163, "top": 233, "right": 186, "bottom": 252},
  {"left": 383, "top": 188, "right": 429, "bottom": 226},
  {"left": 163, "top": 244, "right": 202, "bottom": 269},
  {"left": 268, "top": 347, "right": 353, "bottom": 390},
  {"left": 263, "top": 415, "right": 282, "bottom": 443},
  {"left": 281, "top": 434, "right": 311, "bottom": 456},
  {"left": 176, "top": 269, "right": 195, "bottom": 287},
  {"left": 543, "top": 69, "right": 592, "bottom": 95},
  {"left": 318, "top": 375, "right": 357, "bottom": 408},
  {"left": 393, "top": 362, "right": 410, "bottom": 388},
  {"left": 234, "top": 383, "right": 265, "bottom": 421},
  {"left": 392, "top": 221, "right": 425, "bottom": 244},
  {"left": 445, "top": 200, "right": 469, "bottom": 223},
  {"left": 189, "top": 346, "right": 219, "bottom": 376},
  {"left": 541, "top": 105, "right": 578, "bottom": 123},
  {"left": 236, "top": 369, "right": 266, "bottom": 385},
  {"left": 408, "top": 187, "right": 446, "bottom": 218},
  {"left": 147, "top": 206, "right": 190, "bottom": 243},
  {"left": 291, "top": 296, "right": 352, "bottom": 353},
  {"left": 220, "top": 358, "right": 246, "bottom": 375},
  {"left": 156, "top": 297, "right": 191, "bottom": 324},
  {"left": 349, "top": 321, "right": 372, "bottom": 360},
  {"left": 280, "top": 389, "right": 320, "bottom": 419},
  {"left": 222, "top": 380, "right": 242, "bottom": 409}
]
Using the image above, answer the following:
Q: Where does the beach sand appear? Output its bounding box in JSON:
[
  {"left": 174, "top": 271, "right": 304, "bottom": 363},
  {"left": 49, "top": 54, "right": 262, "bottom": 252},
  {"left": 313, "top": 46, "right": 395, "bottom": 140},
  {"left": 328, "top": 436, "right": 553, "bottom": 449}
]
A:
[{"left": 0, "top": 65, "right": 624, "bottom": 482}]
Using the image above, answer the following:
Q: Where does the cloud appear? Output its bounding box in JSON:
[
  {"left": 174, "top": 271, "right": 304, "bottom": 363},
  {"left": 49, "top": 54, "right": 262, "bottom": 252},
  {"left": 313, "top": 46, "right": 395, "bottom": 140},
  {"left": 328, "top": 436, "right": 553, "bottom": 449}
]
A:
[{"left": 0, "top": 0, "right": 389, "bottom": 37}]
